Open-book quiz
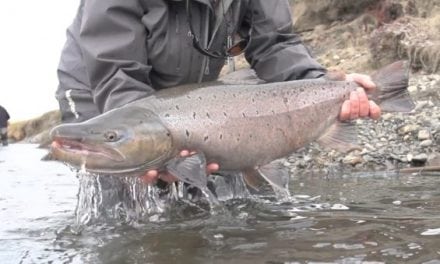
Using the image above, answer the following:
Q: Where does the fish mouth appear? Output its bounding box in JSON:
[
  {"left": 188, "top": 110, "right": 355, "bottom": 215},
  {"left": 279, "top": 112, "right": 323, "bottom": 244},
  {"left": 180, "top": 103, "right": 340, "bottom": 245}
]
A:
[{"left": 51, "top": 137, "right": 126, "bottom": 163}]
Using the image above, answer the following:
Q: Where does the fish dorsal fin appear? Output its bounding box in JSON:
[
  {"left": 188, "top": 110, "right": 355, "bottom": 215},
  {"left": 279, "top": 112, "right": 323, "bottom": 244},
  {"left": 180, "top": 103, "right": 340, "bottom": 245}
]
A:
[
  {"left": 166, "top": 153, "right": 208, "bottom": 188},
  {"left": 317, "top": 122, "right": 361, "bottom": 153}
]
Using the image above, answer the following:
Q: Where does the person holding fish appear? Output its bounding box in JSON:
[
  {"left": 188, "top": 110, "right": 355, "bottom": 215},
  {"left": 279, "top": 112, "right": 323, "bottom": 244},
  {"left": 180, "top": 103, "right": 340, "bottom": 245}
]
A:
[
  {"left": 55, "top": 0, "right": 382, "bottom": 185},
  {"left": 0, "top": 105, "right": 10, "bottom": 146}
]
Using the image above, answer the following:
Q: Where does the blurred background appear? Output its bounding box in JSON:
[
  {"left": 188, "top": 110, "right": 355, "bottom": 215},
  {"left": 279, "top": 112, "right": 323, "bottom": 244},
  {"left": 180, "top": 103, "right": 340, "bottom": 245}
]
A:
[{"left": 0, "top": 0, "right": 79, "bottom": 121}]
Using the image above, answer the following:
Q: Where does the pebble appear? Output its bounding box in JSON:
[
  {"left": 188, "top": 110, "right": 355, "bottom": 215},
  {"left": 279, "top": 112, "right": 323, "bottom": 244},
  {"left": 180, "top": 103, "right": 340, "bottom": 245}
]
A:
[
  {"left": 398, "top": 124, "right": 419, "bottom": 135},
  {"left": 412, "top": 153, "right": 428, "bottom": 163},
  {"left": 393, "top": 200, "right": 402, "bottom": 205},
  {"left": 420, "top": 140, "right": 433, "bottom": 147},
  {"left": 342, "top": 154, "right": 363, "bottom": 165},
  {"left": 407, "top": 85, "right": 418, "bottom": 93},
  {"left": 418, "top": 129, "right": 431, "bottom": 140}
]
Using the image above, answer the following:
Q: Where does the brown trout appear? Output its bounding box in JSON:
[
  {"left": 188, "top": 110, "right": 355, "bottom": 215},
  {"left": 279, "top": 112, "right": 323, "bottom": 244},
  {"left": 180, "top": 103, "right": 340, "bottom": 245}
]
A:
[{"left": 49, "top": 61, "right": 414, "bottom": 195}]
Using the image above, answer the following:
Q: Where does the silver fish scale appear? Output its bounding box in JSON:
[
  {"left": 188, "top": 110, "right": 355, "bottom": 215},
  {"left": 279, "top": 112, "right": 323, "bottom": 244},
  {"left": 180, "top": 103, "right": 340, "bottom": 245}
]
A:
[{"left": 137, "top": 79, "right": 358, "bottom": 169}]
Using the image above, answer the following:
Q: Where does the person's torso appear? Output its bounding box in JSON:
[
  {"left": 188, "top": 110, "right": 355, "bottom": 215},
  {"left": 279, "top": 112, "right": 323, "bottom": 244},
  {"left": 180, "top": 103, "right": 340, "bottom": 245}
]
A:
[{"left": 141, "top": 0, "right": 249, "bottom": 89}]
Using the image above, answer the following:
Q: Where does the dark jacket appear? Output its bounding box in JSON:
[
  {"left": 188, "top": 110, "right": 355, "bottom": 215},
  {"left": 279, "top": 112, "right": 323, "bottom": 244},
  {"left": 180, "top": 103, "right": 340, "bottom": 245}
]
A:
[
  {"left": 56, "top": 0, "right": 326, "bottom": 122},
  {"left": 0, "top": 105, "right": 10, "bottom": 128}
]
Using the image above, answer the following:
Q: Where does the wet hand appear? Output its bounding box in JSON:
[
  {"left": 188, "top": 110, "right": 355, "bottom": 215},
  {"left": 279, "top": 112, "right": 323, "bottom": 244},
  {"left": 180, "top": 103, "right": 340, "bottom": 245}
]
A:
[
  {"left": 339, "top": 73, "right": 381, "bottom": 121},
  {"left": 140, "top": 150, "right": 219, "bottom": 184}
]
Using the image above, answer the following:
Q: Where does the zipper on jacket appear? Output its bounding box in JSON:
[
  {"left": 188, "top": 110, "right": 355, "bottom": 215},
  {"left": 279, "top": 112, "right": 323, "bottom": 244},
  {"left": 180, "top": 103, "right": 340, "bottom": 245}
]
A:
[
  {"left": 175, "top": 9, "right": 182, "bottom": 73},
  {"left": 198, "top": 5, "right": 211, "bottom": 83}
]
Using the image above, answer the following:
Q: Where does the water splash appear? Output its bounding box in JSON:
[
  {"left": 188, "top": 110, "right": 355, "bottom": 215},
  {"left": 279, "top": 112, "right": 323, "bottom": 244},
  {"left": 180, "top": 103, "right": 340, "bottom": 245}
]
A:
[
  {"left": 73, "top": 173, "right": 174, "bottom": 227},
  {"left": 71, "top": 170, "right": 292, "bottom": 227}
]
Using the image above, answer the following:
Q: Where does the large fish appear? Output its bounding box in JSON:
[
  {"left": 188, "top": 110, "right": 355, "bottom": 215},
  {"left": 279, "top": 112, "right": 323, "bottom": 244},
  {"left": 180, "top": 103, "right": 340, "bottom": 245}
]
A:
[{"left": 49, "top": 61, "right": 414, "bottom": 196}]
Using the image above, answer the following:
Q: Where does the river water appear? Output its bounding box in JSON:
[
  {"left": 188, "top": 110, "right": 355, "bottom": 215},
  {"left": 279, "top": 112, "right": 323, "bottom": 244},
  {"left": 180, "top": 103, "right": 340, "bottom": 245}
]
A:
[{"left": 1, "top": 143, "right": 440, "bottom": 264}]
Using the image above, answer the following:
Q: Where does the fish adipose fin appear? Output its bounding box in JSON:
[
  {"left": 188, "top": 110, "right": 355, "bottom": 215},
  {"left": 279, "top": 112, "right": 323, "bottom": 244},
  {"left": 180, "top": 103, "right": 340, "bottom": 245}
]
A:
[
  {"left": 370, "top": 60, "right": 415, "bottom": 112},
  {"left": 317, "top": 122, "right": 361, "bottom": 153}
]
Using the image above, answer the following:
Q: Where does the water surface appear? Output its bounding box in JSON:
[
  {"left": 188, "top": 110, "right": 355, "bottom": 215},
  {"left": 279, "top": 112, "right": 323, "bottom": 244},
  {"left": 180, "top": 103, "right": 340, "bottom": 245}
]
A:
[{"left": 1, "top": 144, "right": 440, "bottom": 263}]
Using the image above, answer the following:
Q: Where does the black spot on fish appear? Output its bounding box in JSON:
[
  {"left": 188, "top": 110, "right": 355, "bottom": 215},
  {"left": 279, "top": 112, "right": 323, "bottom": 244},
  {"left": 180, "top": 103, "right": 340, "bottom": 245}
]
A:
[
  {"left": 166, "top": 132, "right": 171, "bottom": 137},
  {"left": 300, "top": 88, "right": 304, "bottom": 92},
  {"left": 283, "top": 97, "right": 288, "bottom": 103},
  {"left": 198, "top": 96, "right": 202, "bottom": 100},
  {"left": 193, "top": 112, "right": 196, "bottom": 119},
  {"left": 242, "top": 113, "right": 246, "bottom": 118},
  {"left": 271, "top": 110, "right": 276, "bottom": 114},
  {"left": 252, "top": 98, "right": 255, "bottom": 103},
  {"left": 223, "top": 112, "right": 227, "bottom": 117},
  {"left": 256, "top": 110, "right": 259, "bottom": 115},
  {"left": 233, "top": 94, "right": 237, "bottom": 98},
  {"left": 213, "top": 95, "right": 217, "bottom": 99},
  {"left": 175, "top": 105, "right": 180, "bottom": 110},
  {"left": 186, "top": 130, "right": 190, "bottom": 137},
  {"left": 219, "top": 134, "right": 223, "bottom": 140},
  {"left": 206, "top": 112, "right": 211, "bottom": 119},
  {"left": 204, "top": 136, "right": 209, "bottom": 142},
  {"left": 165, "top": 113, "right": 170, "bottom": 117},
  {"left": 272, "top": 92, "right": 277, "bottom": 97}
]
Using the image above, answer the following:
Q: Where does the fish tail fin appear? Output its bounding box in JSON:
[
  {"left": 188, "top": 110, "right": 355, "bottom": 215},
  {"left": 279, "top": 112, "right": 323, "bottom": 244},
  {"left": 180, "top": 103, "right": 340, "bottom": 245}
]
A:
[{"left": 370, "top": 60, "right": 415, "bottom": 112}]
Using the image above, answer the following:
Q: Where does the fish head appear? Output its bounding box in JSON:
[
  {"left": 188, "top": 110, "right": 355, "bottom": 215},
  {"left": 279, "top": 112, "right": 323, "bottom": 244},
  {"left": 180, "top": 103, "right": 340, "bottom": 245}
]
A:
[{"left": 50, "top": 106, "right": 173, "bottom": 176}]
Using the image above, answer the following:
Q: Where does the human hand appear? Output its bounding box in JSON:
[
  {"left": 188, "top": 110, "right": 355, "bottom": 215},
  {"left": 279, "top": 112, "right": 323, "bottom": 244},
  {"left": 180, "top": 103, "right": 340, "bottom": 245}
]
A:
[
  {"left": 140, "top": 150, "right": 220, "bottom": 184},
  {"left": 339, "top": 73, "right": 381, "bottom": 121}
]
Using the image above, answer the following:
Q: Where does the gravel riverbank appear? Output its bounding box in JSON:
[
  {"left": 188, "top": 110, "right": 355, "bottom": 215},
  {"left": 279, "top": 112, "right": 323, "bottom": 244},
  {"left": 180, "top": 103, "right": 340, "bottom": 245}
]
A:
[{"left": 287, "top": 73, "right": 440, "bottom": 176}]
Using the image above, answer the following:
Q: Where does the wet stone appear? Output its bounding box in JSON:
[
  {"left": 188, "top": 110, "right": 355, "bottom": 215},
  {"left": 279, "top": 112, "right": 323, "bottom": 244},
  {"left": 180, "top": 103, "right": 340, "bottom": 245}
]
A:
[{"left": 411, "top": 153, "right": 429, "bottom": 166}]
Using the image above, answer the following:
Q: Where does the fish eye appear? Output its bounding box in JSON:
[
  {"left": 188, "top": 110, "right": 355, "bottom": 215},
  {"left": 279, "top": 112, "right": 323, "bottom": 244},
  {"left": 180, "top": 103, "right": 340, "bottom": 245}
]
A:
[{"left": 104, "top": 131, "right": 119, "bottom": 142}]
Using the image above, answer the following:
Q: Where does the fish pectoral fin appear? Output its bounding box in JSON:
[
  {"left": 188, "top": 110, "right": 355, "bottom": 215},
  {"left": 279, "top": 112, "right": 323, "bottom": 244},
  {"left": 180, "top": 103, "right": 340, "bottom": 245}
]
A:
[
  {"left": 166, "top": 153, "right": 208, "bottom": 189},
  {"left": 252, "top": 162, "right": 290, "bottom": 199},
  {"left": 317, "top": 122, "right": 361, "bottom": 153},
  {"left": 242, "top": 168, "right": 267, "bottom": 191}
]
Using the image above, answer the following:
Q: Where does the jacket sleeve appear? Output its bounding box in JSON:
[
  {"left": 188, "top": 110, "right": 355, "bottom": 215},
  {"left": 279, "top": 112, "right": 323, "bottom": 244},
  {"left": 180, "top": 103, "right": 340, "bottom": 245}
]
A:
[
  {"left": 239, "top": 0, "right": 326, "bottom": 82},
  {"left": 79, "top": 0, "right": 154, "bottom": 113}
]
